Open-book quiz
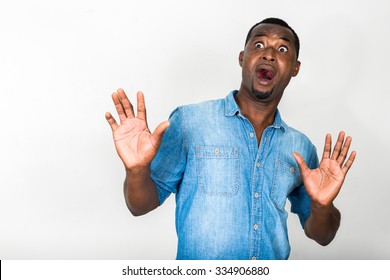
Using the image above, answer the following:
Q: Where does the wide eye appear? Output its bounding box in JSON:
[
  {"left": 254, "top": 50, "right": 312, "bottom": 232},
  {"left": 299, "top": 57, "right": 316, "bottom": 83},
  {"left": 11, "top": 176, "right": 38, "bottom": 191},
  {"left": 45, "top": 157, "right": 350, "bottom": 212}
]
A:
[
  {"left": 278, "top": 46, "right": 288, "bottom": 53},
  {"left": 255, "top": 42, "right": 264, "bottom": 49}
]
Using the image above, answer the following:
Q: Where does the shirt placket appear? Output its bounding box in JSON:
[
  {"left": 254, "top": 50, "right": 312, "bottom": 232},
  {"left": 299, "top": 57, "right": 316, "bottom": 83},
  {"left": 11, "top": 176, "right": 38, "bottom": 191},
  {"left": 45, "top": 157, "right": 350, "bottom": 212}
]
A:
[{"left": 250, "top": 127, "right": 271, "bottom": 260}]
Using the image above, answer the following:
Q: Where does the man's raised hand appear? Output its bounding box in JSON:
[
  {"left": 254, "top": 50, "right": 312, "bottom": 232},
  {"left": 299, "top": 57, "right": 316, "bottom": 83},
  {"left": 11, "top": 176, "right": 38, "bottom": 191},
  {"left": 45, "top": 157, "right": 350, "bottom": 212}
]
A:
[
  {"left": 105, "top": 89, "right": 170, "bottom": 170},
  {"left": 293, "top": 132, "right": 356, "bottom": 208}
]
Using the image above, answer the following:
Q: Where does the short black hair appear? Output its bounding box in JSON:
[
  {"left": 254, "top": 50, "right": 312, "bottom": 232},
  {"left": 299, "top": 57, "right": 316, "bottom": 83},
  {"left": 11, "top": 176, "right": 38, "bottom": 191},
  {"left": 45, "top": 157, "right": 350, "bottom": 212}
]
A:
[{"left": 244, "top": 18, "right": 300, "bottom": 59}]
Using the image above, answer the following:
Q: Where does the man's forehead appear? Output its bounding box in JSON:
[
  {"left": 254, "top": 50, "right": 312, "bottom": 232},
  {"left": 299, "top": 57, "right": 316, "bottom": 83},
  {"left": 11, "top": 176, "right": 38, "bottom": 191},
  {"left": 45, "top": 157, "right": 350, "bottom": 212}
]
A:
[{"left": 249, "top": 23, "right": 295, "bottom": 42}]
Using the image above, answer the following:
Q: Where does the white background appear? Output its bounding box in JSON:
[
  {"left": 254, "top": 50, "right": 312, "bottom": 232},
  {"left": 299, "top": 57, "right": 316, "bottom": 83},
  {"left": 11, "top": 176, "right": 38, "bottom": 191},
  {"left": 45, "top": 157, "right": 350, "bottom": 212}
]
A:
[{"left": 0, "top": 0, "right": 389, "bottom": 259}]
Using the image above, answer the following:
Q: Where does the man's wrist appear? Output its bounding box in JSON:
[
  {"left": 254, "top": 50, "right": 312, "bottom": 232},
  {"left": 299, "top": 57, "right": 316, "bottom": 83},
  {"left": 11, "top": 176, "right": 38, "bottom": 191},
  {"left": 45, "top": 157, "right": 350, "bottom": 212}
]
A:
[
  {"left": 125, "top": 165, "right": 151, "bottom": 177},
  {"left": 310, "top": 201, "right": 336, "bottom": 215}
]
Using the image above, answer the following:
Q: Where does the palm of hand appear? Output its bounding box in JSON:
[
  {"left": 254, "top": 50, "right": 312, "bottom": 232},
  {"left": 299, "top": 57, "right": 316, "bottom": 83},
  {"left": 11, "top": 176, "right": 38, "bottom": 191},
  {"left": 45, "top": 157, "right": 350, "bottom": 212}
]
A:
[
  {"left": 301, "top": 158, "right": 347, "bottom": 207},
  {"left": 113, "top": 118, "right": 156, "bottom": 169}
]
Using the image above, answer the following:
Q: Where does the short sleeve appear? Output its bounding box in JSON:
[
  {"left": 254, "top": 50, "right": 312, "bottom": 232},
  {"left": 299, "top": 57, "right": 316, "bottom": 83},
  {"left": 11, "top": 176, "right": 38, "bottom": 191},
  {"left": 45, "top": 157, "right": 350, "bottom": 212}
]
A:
[
  {"left": 289, "top": 144, "right": 319, "bottom": 228},
  {"left": 151, "top": 107, "right": 187, "bottom": 205}
]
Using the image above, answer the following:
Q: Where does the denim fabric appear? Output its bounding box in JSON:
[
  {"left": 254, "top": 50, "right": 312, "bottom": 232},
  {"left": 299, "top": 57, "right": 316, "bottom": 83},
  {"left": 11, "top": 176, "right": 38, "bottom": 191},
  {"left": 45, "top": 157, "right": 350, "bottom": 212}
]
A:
[{"left": 151, "top": 90, "right": 319, "bottom": 260}]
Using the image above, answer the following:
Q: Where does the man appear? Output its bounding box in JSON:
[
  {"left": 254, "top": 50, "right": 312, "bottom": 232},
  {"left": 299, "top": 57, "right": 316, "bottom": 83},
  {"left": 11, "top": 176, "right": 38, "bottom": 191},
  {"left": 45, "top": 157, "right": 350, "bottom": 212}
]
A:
[{"left": 105, "top": 18, "right": 356, "bottom": 260}]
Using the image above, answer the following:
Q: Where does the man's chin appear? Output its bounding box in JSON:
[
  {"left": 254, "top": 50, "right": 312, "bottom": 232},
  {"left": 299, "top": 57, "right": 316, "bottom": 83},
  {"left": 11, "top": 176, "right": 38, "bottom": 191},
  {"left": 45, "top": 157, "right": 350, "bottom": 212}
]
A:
[{"left": 251, "top": 88, "right": 273, "bottom": 100}]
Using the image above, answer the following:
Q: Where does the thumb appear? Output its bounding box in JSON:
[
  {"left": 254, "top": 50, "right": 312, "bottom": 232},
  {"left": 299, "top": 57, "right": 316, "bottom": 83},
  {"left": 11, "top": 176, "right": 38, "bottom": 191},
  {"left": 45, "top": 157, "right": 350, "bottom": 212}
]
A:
[
  {"left": 151, "top": 120, "right": 170, "bottom": 149},
  {"left": 293, "top": 152, "right": 310, "bottom": 177}
]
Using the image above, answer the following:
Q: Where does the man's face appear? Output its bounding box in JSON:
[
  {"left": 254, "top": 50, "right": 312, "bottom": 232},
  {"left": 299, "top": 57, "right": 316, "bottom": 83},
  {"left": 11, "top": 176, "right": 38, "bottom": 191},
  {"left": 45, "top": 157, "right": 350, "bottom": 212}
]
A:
[{"left": 239, "top": 23, "right": 300, "bottom": 102}]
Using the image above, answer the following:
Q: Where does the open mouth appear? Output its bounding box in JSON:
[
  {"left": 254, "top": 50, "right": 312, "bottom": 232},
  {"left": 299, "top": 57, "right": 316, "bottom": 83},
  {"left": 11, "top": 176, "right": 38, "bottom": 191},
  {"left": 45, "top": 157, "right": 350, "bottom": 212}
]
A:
[{"left": 256, "top": 67, "right": 275, "bottom": 81}]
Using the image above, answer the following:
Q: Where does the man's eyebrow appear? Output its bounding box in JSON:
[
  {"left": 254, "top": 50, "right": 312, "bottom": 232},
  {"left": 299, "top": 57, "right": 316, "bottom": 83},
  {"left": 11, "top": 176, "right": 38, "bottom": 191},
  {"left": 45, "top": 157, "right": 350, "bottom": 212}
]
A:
[{"left": 253, "top": 33, "right": 291, "bottom": 43}]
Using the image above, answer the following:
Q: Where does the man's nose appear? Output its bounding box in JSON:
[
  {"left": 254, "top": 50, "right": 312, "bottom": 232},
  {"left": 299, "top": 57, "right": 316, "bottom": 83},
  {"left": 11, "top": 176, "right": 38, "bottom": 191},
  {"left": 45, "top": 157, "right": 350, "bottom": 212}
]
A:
[{"left": 261, "top": 47, "right": 276, "bottom": 62}]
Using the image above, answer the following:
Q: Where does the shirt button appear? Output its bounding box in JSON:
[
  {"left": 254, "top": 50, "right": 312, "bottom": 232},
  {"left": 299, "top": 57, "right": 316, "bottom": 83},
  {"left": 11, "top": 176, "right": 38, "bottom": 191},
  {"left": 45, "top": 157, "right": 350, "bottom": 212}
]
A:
[
  {"left": 252, "top": 256, "right": 257, "bottom": 260},
  {"left": 249, "top": 132, "right": 254, "bottom": 137},
  {"left": 256, "top": 162, "right": 261, "bottom": 168},
  {"left": 254, "top": 192, "right": 259, "bottom": 198},
  {"left": 253, "top": 224, "right": 258, "bottom": 230},
  {"left": 290, "top": 167, "right": 295, "bottom": 173}
]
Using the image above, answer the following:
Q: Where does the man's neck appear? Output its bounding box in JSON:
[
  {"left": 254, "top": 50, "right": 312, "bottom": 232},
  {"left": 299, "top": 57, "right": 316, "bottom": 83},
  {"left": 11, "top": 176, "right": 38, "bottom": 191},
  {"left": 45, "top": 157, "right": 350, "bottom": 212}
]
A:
[{"left": 235, "top": 89, "right": 280, "bottom": 144}]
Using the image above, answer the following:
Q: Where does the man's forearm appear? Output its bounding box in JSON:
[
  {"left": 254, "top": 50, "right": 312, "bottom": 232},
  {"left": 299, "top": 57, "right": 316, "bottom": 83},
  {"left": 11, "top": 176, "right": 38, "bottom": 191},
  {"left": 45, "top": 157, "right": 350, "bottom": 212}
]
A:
[
  {"left": 123, "top": 167, "right": 160, "bottom": 216},
  {"left": 304, "top": 203, "right": 341, "bottom": 246}
]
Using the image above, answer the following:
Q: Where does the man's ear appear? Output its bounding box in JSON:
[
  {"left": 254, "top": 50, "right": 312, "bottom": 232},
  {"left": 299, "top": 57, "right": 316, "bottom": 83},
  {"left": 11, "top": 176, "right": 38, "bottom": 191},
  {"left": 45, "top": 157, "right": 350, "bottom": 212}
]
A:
[
  {"left": 292, "top": 60, "right": 301, "bottom": 77},
  {"left": 239, "top": 51, "right": 244, "bottom": 67}
]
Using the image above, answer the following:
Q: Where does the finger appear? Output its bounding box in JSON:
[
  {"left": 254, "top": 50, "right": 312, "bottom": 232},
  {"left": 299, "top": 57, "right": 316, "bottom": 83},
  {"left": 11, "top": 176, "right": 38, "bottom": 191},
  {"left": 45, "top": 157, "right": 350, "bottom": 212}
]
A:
[
  {"left": 117, "top": 88, "right": 135, "bottom": 118},
  {"left": 293, "top": 152, "right": 311, "bottom": 178},
  {"left": 150, "top": 121, "right": 170, "bottom": 149},
  {"left": 331, "top": 131, "right": 345, "bottom": 160},
  {"left": 136, "top": 91, "right": 147, "bottom": 121},
  {"left": 336, "top": 136, "right": 352, "bottom": 165},
  {"left": 105, "top": 112, "right": 119, "bottom": 131},
  {"left": 322, "top": 133, "right": 332, "bottom": 160},
  {"left": 342, "top": 151, "right": 357, "bottom": 174},
  {"left": 112, "top": 92, "right": 127, "bottom": 123}
]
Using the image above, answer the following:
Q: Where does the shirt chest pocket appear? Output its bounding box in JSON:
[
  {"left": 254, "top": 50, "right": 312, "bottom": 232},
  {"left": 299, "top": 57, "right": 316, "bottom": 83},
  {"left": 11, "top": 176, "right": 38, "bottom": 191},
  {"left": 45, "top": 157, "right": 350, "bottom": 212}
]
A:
[
  {"left": 196, "top": 146, "right": 239, "bottom": 196},
  {"left": 271, "top": 158, "right": 301, "bottom": 209}
]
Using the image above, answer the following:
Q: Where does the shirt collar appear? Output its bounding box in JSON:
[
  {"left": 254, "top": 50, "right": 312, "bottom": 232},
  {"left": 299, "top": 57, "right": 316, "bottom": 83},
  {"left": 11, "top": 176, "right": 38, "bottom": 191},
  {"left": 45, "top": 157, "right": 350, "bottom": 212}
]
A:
[
  {"left": 271, "top": 109, "right": 286, "bottom": 132},
  {"left": 224, "top": 90, "right": 287, "bottom": 132},
  {"left": 224, "top": 90, "right": 240, "bottom": 117}
]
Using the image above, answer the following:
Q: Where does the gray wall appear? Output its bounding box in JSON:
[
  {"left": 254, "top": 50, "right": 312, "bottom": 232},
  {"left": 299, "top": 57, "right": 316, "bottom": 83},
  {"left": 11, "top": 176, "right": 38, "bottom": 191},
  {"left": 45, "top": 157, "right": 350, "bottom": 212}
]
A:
[{"left": 0, "top": 0, "right": 389, "bottom": 259}]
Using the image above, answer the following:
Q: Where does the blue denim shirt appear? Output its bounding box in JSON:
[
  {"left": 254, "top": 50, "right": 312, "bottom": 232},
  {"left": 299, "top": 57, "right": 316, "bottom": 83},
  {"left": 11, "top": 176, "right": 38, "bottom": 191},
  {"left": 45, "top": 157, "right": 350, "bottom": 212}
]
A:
[{"left": 151, "top": 90, "right": 319, "bottom": 260}]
